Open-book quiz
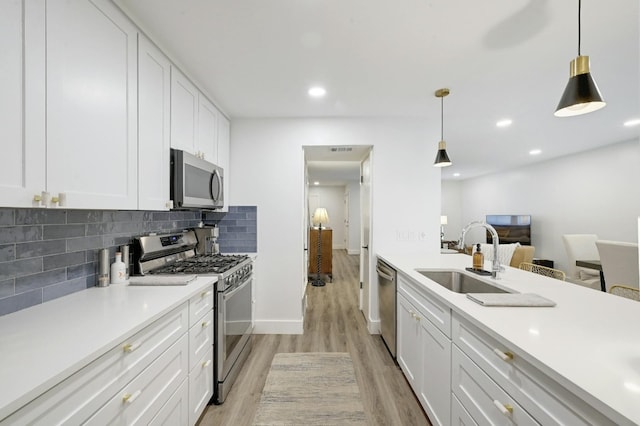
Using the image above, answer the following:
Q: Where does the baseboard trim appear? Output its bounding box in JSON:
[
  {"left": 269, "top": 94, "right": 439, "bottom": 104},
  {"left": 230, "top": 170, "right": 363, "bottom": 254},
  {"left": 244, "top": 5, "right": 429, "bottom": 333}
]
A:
[
  {"left": 347, "top": 249, "right": 360, "bottom": 255},
  {"left": 368, "top": 319, "right": 380, "bottom": 335},
  {"left": 253, "top": 319, "right": 303, "bottom": 334}
]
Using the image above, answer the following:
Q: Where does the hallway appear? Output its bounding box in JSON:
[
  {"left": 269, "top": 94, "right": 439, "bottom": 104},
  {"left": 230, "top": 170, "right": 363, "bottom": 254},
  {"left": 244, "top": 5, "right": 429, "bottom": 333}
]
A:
[{"left": 200, "top": 250, "right": 430, "bottom": 425}]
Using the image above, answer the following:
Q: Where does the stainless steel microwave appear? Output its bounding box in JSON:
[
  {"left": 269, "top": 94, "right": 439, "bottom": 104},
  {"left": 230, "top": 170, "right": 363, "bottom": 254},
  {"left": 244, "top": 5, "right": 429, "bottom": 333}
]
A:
[{"left": 170, "top": 148, "right": 224, "bottom": 210}]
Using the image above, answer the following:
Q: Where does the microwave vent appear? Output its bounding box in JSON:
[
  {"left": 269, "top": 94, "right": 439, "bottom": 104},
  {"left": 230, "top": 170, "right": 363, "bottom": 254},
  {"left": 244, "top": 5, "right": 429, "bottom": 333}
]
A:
[{"left": 330, "top": 147, "right": 353, "bottom": 152}]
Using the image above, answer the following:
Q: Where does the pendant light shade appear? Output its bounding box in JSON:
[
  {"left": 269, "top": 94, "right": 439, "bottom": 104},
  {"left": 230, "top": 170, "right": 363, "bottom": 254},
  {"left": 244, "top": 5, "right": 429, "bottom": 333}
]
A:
[
  {"left": 433, "top": 88, "right": 452, "bottom": 167},
  {"left": 555, "top": 0, "right": 605, "bottom": 117}
]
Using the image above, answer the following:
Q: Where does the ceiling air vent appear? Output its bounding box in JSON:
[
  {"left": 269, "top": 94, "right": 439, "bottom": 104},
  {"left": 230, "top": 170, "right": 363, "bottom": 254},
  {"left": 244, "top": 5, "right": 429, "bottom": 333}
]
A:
[{"left": 330, "top": 147, "right": 353, "bottom": 152}]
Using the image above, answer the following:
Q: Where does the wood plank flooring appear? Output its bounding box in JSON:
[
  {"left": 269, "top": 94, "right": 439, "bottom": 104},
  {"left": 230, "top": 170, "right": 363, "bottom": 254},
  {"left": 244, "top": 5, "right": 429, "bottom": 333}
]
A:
[{"left": 198, "top": 250, "right": 431, "bottom": 426}]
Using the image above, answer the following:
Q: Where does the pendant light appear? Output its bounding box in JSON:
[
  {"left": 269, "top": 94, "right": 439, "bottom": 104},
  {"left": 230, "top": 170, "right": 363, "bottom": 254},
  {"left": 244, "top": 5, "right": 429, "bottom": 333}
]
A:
[
  {"left": 433, "top": 88, "right": 452, "bottom": 167},
  {"left": 555, "top": 0, "right": 605, "bottom": 117}
]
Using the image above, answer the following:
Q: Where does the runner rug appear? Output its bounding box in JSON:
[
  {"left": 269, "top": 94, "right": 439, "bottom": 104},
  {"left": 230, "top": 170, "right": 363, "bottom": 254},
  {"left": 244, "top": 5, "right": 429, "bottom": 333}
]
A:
[{"left": 252, "top": 352, "right": 367, "bottom": 425}]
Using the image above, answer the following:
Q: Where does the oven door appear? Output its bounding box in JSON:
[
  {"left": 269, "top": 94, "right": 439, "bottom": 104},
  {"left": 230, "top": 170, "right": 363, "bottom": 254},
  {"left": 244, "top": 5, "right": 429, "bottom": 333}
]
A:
[{"left": 216, "top": 275, "right": 253, "bottom": 397}]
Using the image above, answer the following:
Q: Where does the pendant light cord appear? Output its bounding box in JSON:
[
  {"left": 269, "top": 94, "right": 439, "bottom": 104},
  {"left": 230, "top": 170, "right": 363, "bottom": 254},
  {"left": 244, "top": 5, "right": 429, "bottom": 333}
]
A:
[
  {"left": 577, "top": 0, "right": 581, "bottom": 55},
  {"left": 440, "top": 96, "right": 444, "bottom": 140}
]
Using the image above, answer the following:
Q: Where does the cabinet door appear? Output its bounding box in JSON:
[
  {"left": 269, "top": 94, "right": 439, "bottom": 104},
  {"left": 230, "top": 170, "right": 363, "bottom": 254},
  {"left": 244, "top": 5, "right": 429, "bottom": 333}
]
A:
[
  {"left": 46, "top": 0, "right": 138, "bottom": 209},
  {"left": 189, "top": 346, "right": 214, "bottom": 425},
  {"left": 197, "top": 94, "right": 218, "bottom": 163},
  {"left": 396, "top": 293, "right": 422, "bottom": 392},
  {"left": 217, "top": 113, "right": 230, "bottom": 212},
  {"left": 138, "top": 35, "right": 171, "bottom": 211},
  {"left": 170, "top": 66, "right": 198, "bottom": 154},
  {"left": 0, "top": 0, "right": 46, "bottom": 207},
  {"left": 419, "top": 312, "right": 451, "bottom": 426}
]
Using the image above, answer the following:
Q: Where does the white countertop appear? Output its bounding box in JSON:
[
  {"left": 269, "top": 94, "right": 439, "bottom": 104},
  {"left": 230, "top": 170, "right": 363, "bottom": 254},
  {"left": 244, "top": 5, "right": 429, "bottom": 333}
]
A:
[
  {"left": 0, "top": 276, "right": 217, "bottom": 420},
  {"left": 378, "top": 252, "right": 640, "bottom": 426}
]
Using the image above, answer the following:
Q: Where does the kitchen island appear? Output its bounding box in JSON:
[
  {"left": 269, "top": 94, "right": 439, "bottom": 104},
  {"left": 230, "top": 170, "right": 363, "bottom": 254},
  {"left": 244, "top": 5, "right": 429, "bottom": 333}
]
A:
[
  {"left": 379, "top": 252, "right": 639, "bottom": 426},
  {"left": 0, "top": 276, "right": 217, "bottom": 424}
]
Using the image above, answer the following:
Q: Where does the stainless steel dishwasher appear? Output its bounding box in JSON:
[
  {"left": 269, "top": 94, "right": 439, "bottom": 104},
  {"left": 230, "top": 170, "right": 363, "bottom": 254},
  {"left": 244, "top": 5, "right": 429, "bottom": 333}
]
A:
[{"left": 376, "top": 258, "right": 397, "bottom": 359}]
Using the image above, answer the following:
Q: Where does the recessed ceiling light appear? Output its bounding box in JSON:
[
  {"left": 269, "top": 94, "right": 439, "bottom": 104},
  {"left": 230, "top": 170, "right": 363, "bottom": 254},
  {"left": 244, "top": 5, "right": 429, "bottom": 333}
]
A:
[
  {"left": 623, "top": 118, "right": 640, "bottom": 127},
  {"left": 313, "top": 181, "right": 320, "bottom": 185},
  {"left": 529, "top": 149, "right": 542, "bottom": 155},
  {"left": 308, "top": 87, "right": 326, "bottom": 98},
  {"left": 453, "top": 173, "right": 460, "bottom": 177},
  {"left": 496, "top": 119, "right": 512, "bottom": 128}
]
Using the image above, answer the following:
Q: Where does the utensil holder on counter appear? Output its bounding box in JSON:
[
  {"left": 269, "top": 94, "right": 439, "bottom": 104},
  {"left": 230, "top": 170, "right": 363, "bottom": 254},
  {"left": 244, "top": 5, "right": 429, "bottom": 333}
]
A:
[{"left": 98, "top": 248, "right": 110, "bottom": 287}]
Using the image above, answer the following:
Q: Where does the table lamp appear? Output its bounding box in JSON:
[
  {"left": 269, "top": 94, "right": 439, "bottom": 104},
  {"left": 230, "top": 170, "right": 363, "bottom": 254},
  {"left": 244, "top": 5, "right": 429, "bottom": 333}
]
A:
[{"left": 311, "top": 208, "right": 330, "bottom": 286}]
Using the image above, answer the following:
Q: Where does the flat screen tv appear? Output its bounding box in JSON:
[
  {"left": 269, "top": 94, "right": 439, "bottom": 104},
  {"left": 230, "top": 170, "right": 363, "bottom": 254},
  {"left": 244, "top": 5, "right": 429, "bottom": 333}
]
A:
[{"left": 485, "top": 215, "right": 531, "bottom": 246}]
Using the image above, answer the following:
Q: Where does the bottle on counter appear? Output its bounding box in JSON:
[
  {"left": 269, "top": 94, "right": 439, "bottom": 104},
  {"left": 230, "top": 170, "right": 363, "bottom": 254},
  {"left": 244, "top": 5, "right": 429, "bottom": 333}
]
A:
[
  {"left": 110, "top": 251, "right": 127, "bottom": 284},
  {"left": 472, "top": 243, "right": 484, "bottom": 270}
]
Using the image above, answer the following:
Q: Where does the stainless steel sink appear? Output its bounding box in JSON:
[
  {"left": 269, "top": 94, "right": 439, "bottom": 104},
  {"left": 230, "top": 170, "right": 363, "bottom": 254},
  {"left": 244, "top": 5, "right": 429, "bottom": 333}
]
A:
[{"left": 415, "top": 269, "right": 511, "bottom": 293}]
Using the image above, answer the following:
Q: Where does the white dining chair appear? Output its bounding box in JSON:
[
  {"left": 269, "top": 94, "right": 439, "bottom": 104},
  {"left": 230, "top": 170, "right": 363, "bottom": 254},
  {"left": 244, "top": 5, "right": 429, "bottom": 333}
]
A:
[
  {"left": 596, "top": 240, "right": 639, "bottom": 291},
  {"left": 562, "top": 234, "right": 601, "bottom": 290}
]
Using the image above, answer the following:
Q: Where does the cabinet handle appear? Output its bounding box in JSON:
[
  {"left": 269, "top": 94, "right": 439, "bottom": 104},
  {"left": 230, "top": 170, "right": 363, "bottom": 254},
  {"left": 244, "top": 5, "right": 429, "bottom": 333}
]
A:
[
  {"left": 493, "top": 348, "right": 514, "bottom": 361},
  {"left": 202, "top": 320, "right": 211, "bottom": 328},
  {"left": 493, "top": 399, "right": 513, "bottom": 416},
  {"left": 122, "top": 389, "right": 142, "bottom": 404},
  {"left": 123, "top": 342, "right": 141, "bottom": 353},
  {"left": 202, "top": 359, "right": 212, "bottom": 368},
  {"left": 201, "top": 290, "right": 212, "bottom": 298}
]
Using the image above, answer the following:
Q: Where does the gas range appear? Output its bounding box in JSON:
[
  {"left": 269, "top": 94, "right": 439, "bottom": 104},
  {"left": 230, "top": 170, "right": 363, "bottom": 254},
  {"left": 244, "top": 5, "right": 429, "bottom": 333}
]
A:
[{"left": 133, "top": 230, "right": 252, "bottom": 291}]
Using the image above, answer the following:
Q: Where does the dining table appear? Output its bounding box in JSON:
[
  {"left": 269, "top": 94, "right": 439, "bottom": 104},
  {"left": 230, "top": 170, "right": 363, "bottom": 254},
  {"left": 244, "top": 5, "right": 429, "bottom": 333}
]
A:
[{"left": 575, "top": 259, "right": 606, "bottom": 292}]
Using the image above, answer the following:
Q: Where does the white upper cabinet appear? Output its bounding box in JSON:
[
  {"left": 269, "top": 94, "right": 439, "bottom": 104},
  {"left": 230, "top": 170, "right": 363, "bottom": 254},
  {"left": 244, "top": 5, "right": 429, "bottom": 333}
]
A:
[
  {"left": 0, "top": 0, "right": 46, "bottom": 207},
  {"left": 197, "top": 94, "right": 219, "bottom": 163},
  {"left": 46, "top": 0, "right": 138, "bottom": 209},
  {"left": 170, "top": 66, "right": 199, "bottom": 154},
  {"left": 217, "top": 114, "right": 230, "bottom": 212},
  {"left": 138, "top": 35, "right": 171, "bottom": 211}
]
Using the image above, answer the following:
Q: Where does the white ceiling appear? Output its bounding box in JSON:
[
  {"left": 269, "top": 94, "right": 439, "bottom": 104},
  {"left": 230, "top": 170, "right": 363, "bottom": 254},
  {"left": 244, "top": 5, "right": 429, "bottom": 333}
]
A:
[{"left": 115, "top": 0, "right": 639, "bottom": 182}]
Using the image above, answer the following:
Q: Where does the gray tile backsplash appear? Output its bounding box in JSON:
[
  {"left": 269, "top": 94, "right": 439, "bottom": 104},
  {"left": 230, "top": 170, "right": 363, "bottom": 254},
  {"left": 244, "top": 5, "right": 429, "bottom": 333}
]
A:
[
  {"left": 0, "top": 206, "right": 258, "bottom": 317},
  {"left": 0, "top": 208, "right": 202, "bottom": 316},
  {"left": 203, "top": 206, "right": 257, "bottom": 253}
]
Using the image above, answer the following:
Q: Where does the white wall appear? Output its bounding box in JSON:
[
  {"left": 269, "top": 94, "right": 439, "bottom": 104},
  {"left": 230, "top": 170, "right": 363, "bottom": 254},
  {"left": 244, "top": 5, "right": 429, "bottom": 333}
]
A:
[
  {"left": 229, "top": 118, "right": 441, "bottom": 333},
  {"left": 308, "top": 185, "right": 346, "bottom": 249},
  {"left": 447, "top": 139, "right": 639, "bottom": 274},
  {"left": 441, "top": 180, "right": 463, "bottom": 242},
  {"left": 347, "top": 181, "right": 361, "bottom": 254}
]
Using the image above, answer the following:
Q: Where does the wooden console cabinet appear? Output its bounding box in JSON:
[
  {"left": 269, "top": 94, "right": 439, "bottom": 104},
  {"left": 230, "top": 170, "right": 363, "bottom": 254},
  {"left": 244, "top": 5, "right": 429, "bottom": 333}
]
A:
[{"left": 308, "top": 228, "right": 332, "bottom": 281}]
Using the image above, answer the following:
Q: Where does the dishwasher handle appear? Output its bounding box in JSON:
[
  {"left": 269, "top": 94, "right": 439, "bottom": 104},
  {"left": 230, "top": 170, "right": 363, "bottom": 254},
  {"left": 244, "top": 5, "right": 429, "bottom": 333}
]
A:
[{"left": 376, "top": 263, "right": 395, "bottom": 281}]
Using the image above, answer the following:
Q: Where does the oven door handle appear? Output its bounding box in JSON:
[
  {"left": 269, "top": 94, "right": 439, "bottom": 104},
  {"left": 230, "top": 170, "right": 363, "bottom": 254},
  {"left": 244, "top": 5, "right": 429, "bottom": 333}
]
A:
[{"left": 223, "top": 277, "right": 251, "bottom": 300}]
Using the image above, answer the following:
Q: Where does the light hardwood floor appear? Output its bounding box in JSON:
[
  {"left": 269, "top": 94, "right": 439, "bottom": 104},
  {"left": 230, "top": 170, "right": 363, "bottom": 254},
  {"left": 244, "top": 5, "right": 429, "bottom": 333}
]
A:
[{"left": 199, "top": 250, "right": 431, "bottom": 425}]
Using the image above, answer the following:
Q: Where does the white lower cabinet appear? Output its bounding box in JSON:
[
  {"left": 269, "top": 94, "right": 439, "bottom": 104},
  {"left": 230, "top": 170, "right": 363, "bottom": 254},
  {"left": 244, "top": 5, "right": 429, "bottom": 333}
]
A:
[
  {"left": 1, "top": 303, "right": 189, "bottom": 425},
  {"left": 452, "top": 313, "right": 616, "bottom": 426},
  {"left": 452, "top": 394, "right": 478, "bottom": 426},
  {"left": 84, "top": 334, "right": 189, "bottom": 425},
  {"left": 452, "top": 345, "right": 538, "bottom": 426},
  {"left": 2, "top": 281, "right": 218, "bottom": 426},
  {"left": 189, "top": 346, "right": 214, "bottom": 425},
  {"left": 397, "top": 273, "right": 451, "bottom": 426},
  {"left": 187, "top": 284, "right": 215, "bottom": 423},
  {"left": 150, "top": 379, "right": 190, "bottom": 426}
]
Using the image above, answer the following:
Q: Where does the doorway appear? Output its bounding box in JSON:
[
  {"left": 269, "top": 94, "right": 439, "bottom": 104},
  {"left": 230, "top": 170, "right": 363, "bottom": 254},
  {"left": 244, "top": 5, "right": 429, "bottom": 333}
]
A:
[{"left": 303, "top": 145, "right": 373, "bottom": 317}]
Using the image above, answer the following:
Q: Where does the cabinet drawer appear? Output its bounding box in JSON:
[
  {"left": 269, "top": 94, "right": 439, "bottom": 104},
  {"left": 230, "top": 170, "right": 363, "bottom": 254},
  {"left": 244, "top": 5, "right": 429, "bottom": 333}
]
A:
[
  {"left": 2, "top": 303, "right": 188, "bottom": 425},
  {"left": 398, "top": 272, "right": 451, "bottom": 337},
  {"left": 189, "top": 310, "right": 214, "bottom": 371},
  {"left": 452, "top": 345, "right": 538, "bottom": 426},
  {"left": 85, "top": 333, "right": 189, "bottom": 425},
  {"left": 189, "top": 284, "right": 214, "bottom": 328},
  {"left": 149, "top": 378, "right": 189, "bottom": 426},
  {"left": 452, "top": 394, "right": 478, "bottom": 426},
  {"left": 189, "top": 346, "right": 214, "bottom": 425},
  {"left": 452, "top": 315, "right": 616, "bottom": 426}
]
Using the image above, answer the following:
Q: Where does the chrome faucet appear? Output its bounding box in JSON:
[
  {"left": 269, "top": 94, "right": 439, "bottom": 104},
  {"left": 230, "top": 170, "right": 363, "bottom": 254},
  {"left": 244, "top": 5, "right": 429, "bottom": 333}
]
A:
[{"left": 458, "top": 220, "right": 502, "bottom": 279}]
